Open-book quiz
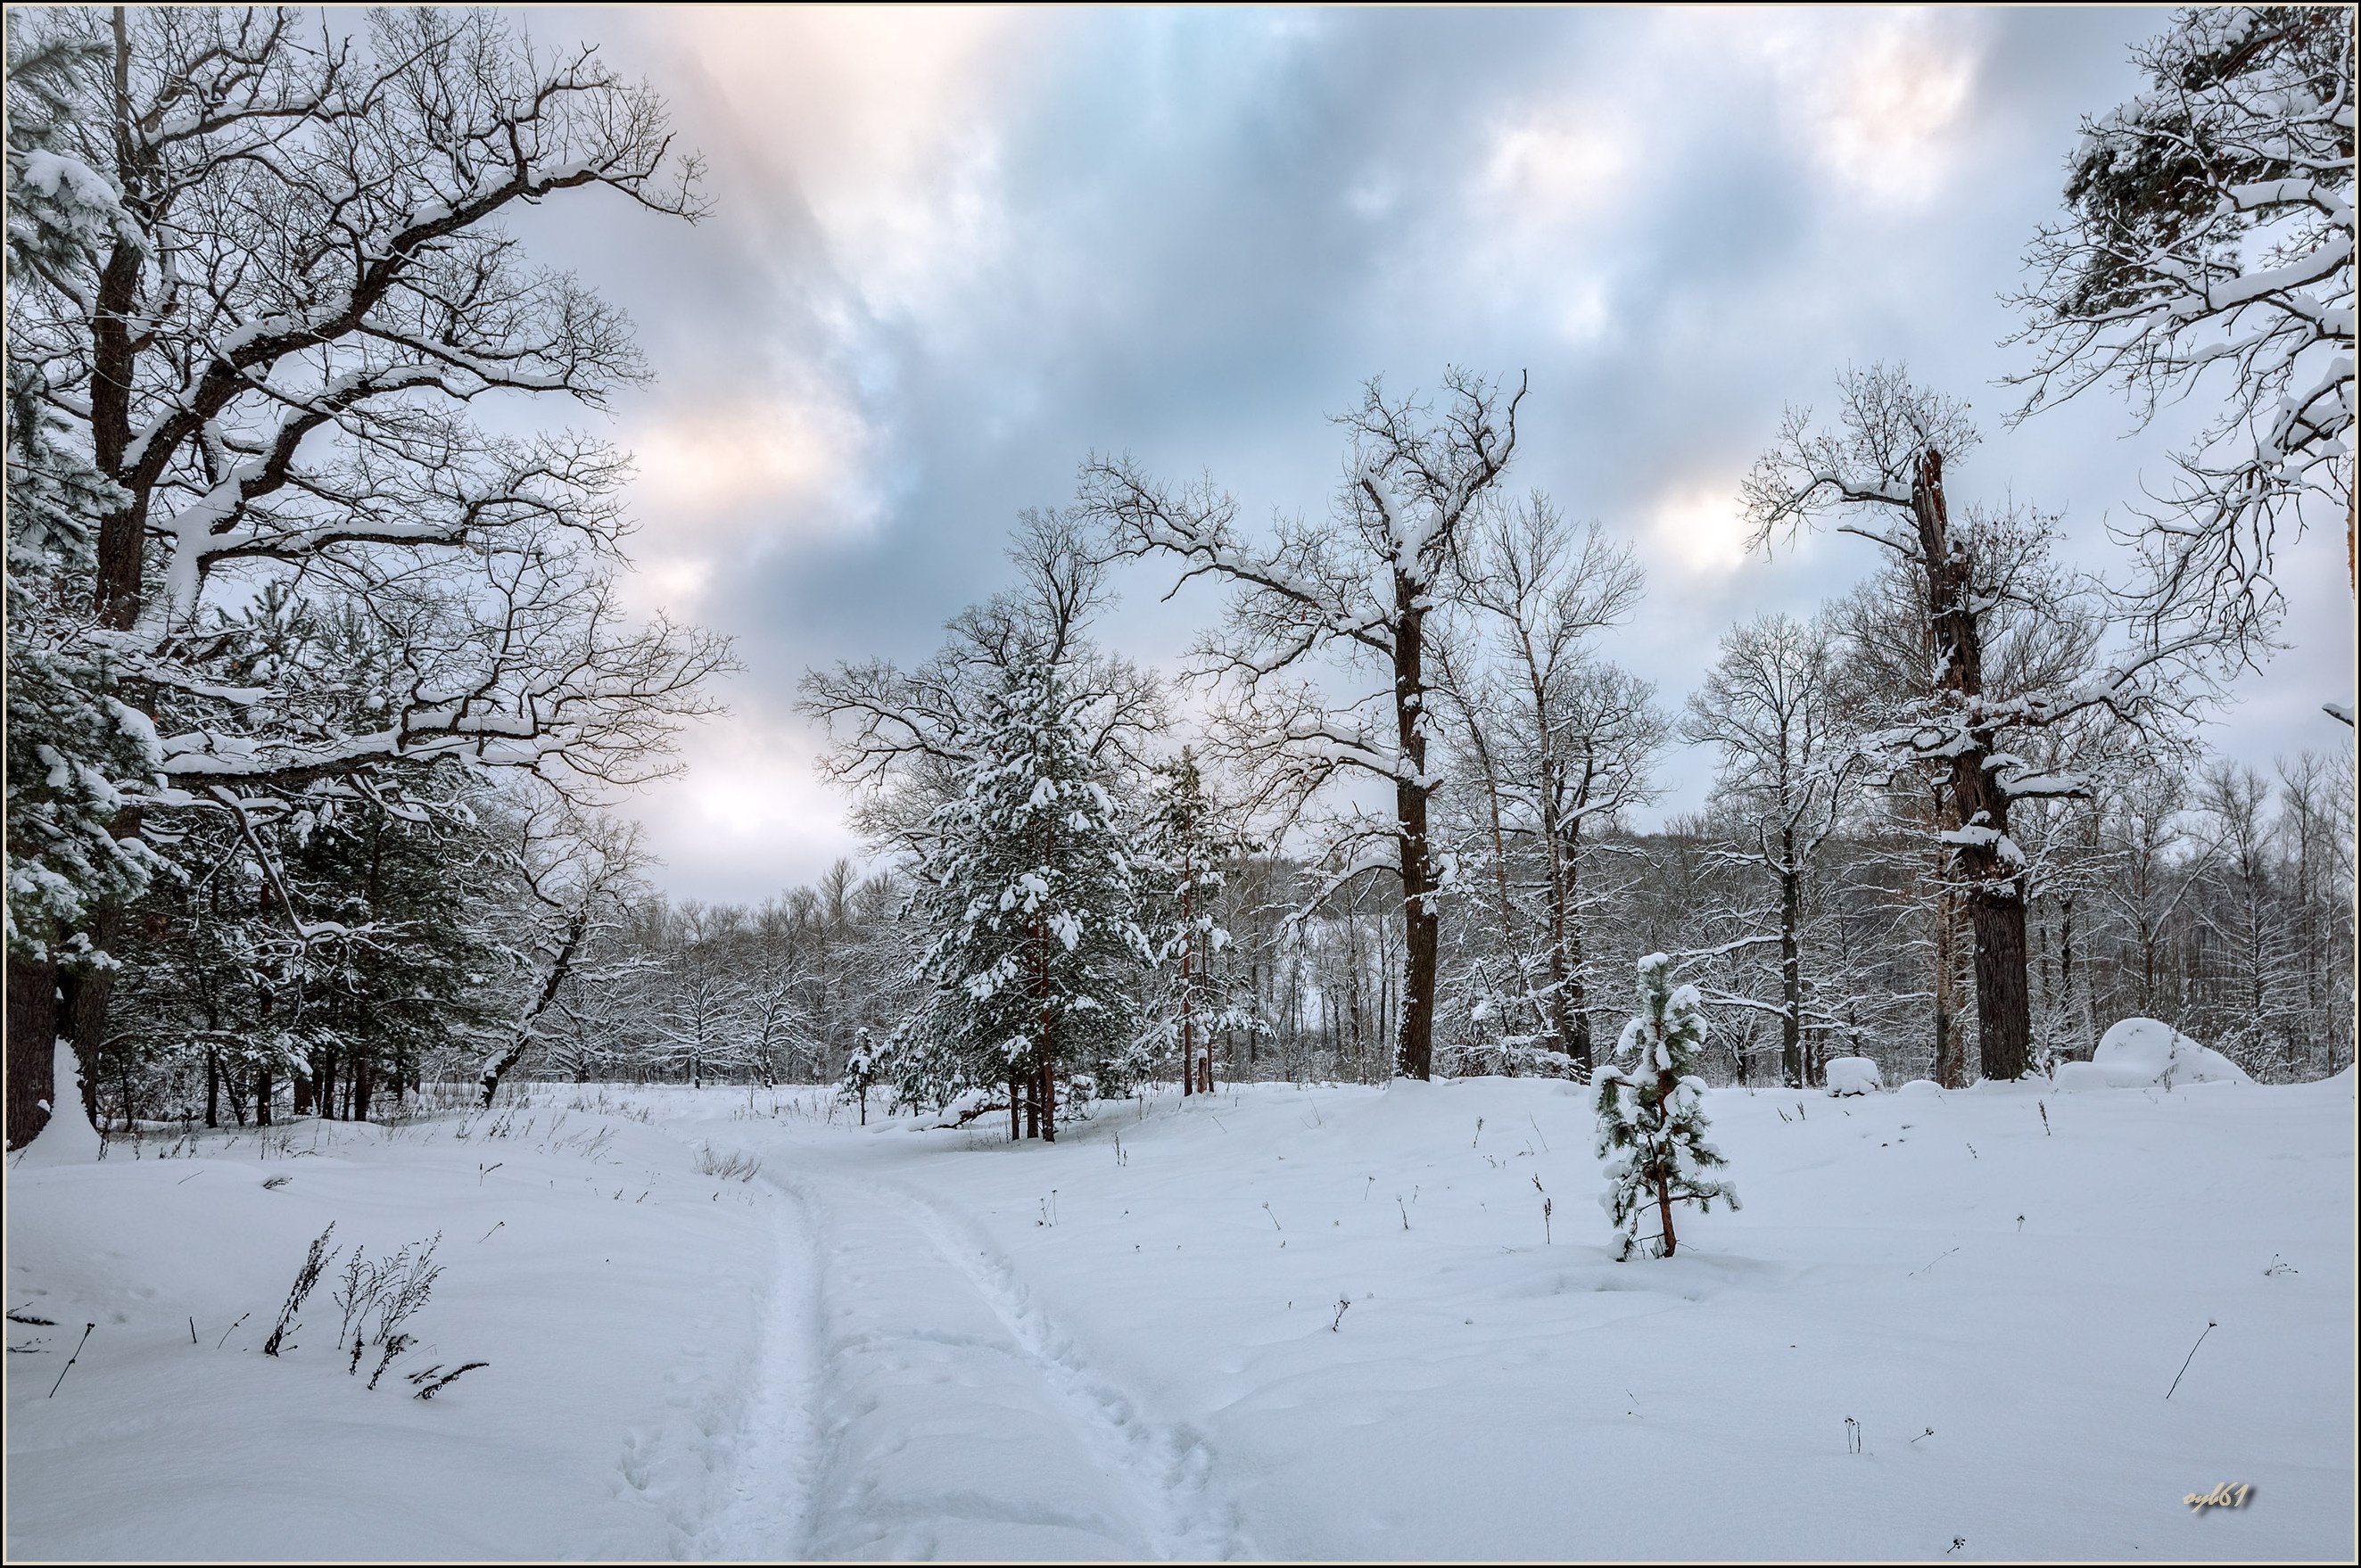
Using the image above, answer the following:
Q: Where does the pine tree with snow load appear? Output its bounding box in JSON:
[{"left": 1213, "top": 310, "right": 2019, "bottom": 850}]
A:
[
  {"left": 1136, "top": 747, "right": 1260, "bottom": 1094},
  {"left": 892, "top": 664, "right": 1146, "bottom": 1140},
  {"left": 1594, "top": 953, "right": 1738, "bottom": 1259}
]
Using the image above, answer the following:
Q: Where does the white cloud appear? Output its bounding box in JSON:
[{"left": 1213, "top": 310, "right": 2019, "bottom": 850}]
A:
[
  {"left": 618, "top": 392, "right": 881, "bottom": 617},
  {"left": 1700, "top": 8, "right": 1979, "bottom": 206},
  {"left": 1647, "top": 479, "right": 1756, "bottom": 577},
  {"left": 631, "top": 394, "right": 876, "bottom": 524},
  {"left": 1805, "top": 15, "right": 1977, "bottom": 203},
  {"left": 1480, "top": 110, "right": 1630, "bottom": 219},
  {"left": 629, "top": 702, "right": 865, "bottom": 903},
  {"left": 656, "top": 7, "right": 1042, "bottom": 326}
]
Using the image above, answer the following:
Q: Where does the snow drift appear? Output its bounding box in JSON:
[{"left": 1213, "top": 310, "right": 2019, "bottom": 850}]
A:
[{"left": 2053, "top": 1018, "right": 2255, "bottom": 1091}]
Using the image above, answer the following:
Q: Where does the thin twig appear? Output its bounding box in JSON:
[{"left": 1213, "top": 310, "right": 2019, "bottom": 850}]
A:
[
  {"left": 2165, "top": 1320, "right": 2217, "bottom": 1399},
  {"left": 47, "top": 1324, "right": 94, "bottom": 1398}
]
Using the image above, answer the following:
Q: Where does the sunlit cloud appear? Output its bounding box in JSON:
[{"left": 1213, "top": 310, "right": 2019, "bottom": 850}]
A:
[
  {"left": 1806, "top": 17, "right": 1977, "bottom": 202},
  {"left": 655, "top": 6, "right": 1041, "bottom": 325},
  {"left": 631, "top": 396, "right": 877, "bottom": 524},
  {"left": 619, "top": 392, "right": 881, "bottom": 618},
  {"left": 1481, "top": 110, "right": 1630, "bottom": 219},
  {"left": 640, "top": 706, "right": 865, "bottom": 904},
  {"left": 1647, "top": 481, "right": 1756, "bottom": 577}
]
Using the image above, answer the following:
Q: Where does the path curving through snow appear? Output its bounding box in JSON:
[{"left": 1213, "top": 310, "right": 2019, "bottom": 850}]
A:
[{"left": 704, "top": 1162, "right": 1250, "bottom": 1561}]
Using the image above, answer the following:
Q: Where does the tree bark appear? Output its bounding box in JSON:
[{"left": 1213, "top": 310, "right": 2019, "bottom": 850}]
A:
[
  {"left": 1038, "top": 1054, "right": 1057, "bottom": 1143},
  {"left": 1655, "top": 1063, "right": 1680, "bottom": 1259},
  {"left": 1559, "top": 816, "right": 1594, "bottom": 1072},
  {"left": 5, "top": 955, "right": 62, "bottom": 1149},
  {"left": 56, "top": 945, "right": 111, "bottom": 1127},
  {"left": 1779, "top": 841, "right": 1804, "bottom": 1088},
  {"left": 1394, "top": 574, "right": 1438, "bottom": 1081},
  {"left": 1180, "top": 862, "right": 1195, "bottom": 1097},
  {"left": 1911, "top": 450, "right": 2032, "bottom": 1083}
]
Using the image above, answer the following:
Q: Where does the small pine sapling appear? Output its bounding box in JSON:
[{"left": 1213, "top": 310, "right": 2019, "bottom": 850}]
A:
[
  {"left": 838, "top": 1027, "right": 878, "bottom": 1126},
  {"left": 1593, "top": 954, "right": 1739, "bottom": 1259}
]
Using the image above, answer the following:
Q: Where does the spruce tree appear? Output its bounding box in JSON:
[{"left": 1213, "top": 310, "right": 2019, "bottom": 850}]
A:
[
  {"left": 838, "top": 1027, "right": 878, "bottom": 1126},
  {"left": 1594, "top": 953, "right": 1738, "bottom": 1259},
  {"left": 4, "top": 35, "right": 162, "bottom": 1144},
  {"left": 1136, "top": 747, "right": 1258, "bottom": 1094},
  {"left": 891, "top": 664, "right": 1144, "bottom": 1139}
]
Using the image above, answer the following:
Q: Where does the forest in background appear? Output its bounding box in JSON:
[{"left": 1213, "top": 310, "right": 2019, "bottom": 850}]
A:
[{"left": 5, "top": 7, "right": 2352, "bottom": 1144}]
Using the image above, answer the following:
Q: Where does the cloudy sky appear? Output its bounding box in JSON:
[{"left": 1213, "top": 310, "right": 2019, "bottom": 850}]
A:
[{"left": 511, "top": 4, "right": 2354, "bottom": 905}]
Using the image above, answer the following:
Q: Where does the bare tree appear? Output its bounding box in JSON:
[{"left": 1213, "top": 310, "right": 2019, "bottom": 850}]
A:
[
  {"left": 1083, "top": 368, "right": 1526, "bottom": 1079},
  {"left": 4, "top": 7, "right": 726, "bottom": 1143},
  {"left": 1744, "top": 366, "right": 2195, "bottom": 1081},
  {"left": 1433, "top": 493, "right": 1648, "bottom": 1071},
  {"left": 2009, "top": 5, "right": 2356, "bottom": 673},
  {"left": 2094, "top": 763, "right": 2208, "bottom": 1023},
  {"left": 1680, "top": 612, "right": 1863, "bottom": 1087},
  {"left": 475, "top": 791, "right": 648, "bottom": 1106},
  {"left": 2192, "top": 761, "right": 2305, "bottom": 1075}
]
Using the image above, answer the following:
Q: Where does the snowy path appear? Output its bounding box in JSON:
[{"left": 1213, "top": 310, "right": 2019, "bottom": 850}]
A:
[
  {"left": 718, "top": 1166, "right": 1248, "bottom": 1561},
  {"left": 694, "top": 1180, "right": 826, "bottom": 1560}
]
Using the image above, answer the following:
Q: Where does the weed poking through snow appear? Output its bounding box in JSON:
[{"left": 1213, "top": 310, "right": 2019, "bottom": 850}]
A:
[{"left": 263, "top": 1225, "right": 335, "bottom": 1356}]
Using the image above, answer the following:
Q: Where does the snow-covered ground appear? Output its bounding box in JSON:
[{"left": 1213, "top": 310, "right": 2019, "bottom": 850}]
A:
[{"left": 7, "top": 1072, "right": 2353, "bottom": 1561}]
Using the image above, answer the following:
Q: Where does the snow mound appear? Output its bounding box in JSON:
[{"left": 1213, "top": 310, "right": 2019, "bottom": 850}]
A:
[
  {"left": 1824, "top": 1058, "right": 1881, "bottom": 1095},
  {"left": 14, "top": 1044, "right": 102, "bottom": 1166},
  {"left": 2087, "top": 1019, "right": 2252, "bottom": 1088},
  {"left": 2051, "top": 1060, "right": 2113, "bottom": 1093},
  {"left": 1894, "top": 1078, "right": 1942, "bottom": 1097}
]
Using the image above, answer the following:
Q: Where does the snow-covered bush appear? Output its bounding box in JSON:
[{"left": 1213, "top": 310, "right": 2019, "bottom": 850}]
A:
[
  {"left": 2082, "top": 1019, "right": 2253, "bottom": 1089},
  {"left": 1824, "top": 1057, "right": 1882, "bottom": 1096},
  {"left": 1593, "top": 954, "right": 1739, "bottom": 1259}
]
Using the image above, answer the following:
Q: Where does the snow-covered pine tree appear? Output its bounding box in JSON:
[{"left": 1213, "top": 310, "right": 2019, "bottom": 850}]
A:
[
  {"left": 3, "top": 29, "right": 164, "bottom": 1146},
  {"left": 838, "top": 1027, "right": 879, "bottom": 1126},
  {"left": 896, "top": 664, "right": 1145, "bottom": 1140},
  {"left": 1594, "top": 953, "right": 1738, "bottom": 1259},
  {"left": 1136, "top": 747, "right": 1259, "bottom": 1094}
]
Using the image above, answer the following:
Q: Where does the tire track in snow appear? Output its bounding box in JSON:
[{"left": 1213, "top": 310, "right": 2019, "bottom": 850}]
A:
[
  {"left": 691, "top": 1176, "right": 824, "bottom": 1561},
  {"left": 871, "top": 1179, "right": 1253, "bottom": 1562}
]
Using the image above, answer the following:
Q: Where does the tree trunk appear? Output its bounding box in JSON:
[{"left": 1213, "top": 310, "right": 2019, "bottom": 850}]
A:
[
  {"left": 255, "top": 1065, "right": 273, "bottom": 1126},
  {"left": 1180, "top": 863, "right": 1194, "bottom": 1097},
  {"left": 1560, "top": 822, "right": 1593, "bottom": 1072},
  {"left": 204, "top": 1046, "right": 219, "bottom": 1129},
  {"left": 1008, "top": 1070, "right": 1020, "bottom": 1142},
  {"left": 1038, "top": 1054, "right": 1057, "bottom": 1143},
  {"left": 5, "top": 953, "right": 62, "bottom": 1149},
  {"left": 1911, "top": 449, "right": 2031, "bottom": 1084},
  {"left": 1779, "top": 849, "right": 1803, "bottom": 1088},
  {"left": 482, "top": 904, "right": 592, "bottom": 1106},
  {"left": 1655, "top": 1065, "right": 1681, "bottom": 1259},
  {"left": 1394, "top": 576, "right": 1438, "bottom": 1081},
  {"left": 55, "top": 915, "right": 113, "bottom": 1126},
  {"left": 1970, "top": 892, "right": 2032, "bottom": 1080}
]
